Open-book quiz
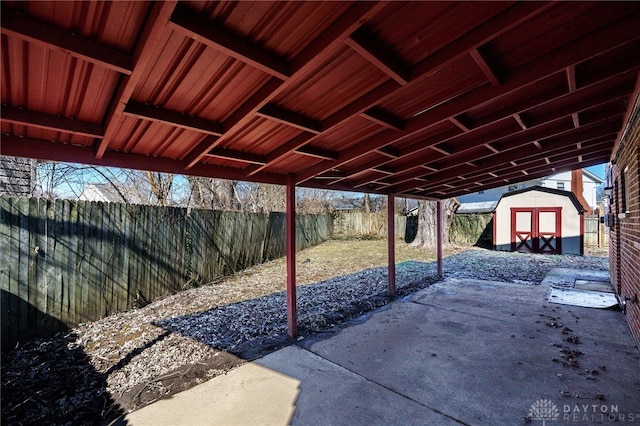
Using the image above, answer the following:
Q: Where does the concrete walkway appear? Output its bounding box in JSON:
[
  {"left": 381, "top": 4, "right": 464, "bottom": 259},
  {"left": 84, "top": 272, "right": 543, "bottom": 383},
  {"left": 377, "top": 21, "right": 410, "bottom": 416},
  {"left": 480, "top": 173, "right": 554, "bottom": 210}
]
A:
[{"left": 126, "top": 278, "right": 640, "bottom": 425}]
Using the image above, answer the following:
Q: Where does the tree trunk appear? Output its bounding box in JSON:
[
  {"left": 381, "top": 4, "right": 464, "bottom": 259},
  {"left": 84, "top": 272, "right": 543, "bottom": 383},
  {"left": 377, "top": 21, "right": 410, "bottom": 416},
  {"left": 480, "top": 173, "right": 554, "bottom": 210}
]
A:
[
  {"left": 411, "top": 198, "right": 458, "bottom": 248},
  {"left": 186, "top": 177, "right": 240, "bottom": 210},
  {"left": 363, "top": 193, "right": 372, "bottom": 213},
  {"left": 146, "top": 171, "right": 173, "bottom": 206}
]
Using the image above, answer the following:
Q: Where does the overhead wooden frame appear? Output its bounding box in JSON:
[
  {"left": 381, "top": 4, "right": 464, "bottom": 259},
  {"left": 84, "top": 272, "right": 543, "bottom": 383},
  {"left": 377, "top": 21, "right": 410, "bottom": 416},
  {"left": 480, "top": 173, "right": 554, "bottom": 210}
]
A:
[{"left": 0, "top": 1, "right": 638, "bottom": 201}]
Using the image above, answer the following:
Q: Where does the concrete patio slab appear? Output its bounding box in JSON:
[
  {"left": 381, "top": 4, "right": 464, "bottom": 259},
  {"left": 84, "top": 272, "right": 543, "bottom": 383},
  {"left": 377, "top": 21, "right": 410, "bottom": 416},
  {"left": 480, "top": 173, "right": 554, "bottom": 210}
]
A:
[
  {"left": 126, "top": 278, "right": 640, "bottom": 426},
  {"left": 255, "top": 346, "right": 459, "bottom": 426},
  {"left": 125, "top": 361, "right": 300, "bottom": 426},
  {"left": 310, "top": 279, "right": 639, "bottom": 424},
  {"left": 541, "top": 268, "right": 611, "bottom": 288}
]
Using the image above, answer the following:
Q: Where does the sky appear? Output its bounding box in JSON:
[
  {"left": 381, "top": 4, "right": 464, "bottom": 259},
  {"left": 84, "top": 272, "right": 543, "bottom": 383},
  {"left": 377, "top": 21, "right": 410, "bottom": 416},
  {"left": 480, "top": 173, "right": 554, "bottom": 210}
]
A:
[
  {"left": 37, "top": 160, "right": 609, "bottom": 201},
  {"left": 585, "top": 164, "right": 605, "bottom": 180}
]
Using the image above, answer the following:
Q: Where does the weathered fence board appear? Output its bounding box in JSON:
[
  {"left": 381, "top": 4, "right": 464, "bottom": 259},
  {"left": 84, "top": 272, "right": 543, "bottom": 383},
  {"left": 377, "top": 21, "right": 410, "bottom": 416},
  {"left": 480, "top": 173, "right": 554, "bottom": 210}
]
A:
[
  {"left": 584, "top": 214, "right": 607, "bottom": 247},
  {"left": 1, "top": 196, "right": 331, "bottom": 350},
  {"left": 332, "top": 211, "right": 407, "bottom": 240}
]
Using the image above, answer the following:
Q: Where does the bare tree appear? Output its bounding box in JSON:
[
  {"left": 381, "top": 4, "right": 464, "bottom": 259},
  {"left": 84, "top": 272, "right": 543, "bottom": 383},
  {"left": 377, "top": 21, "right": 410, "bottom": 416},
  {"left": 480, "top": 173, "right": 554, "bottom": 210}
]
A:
[
  {"left": 145, "top": 172, "right": 174, "bottom": 206},
  {"left": 33, "top": 161, "right": 183, "bottom": 206},
  {"left": 239, "top": 182, "right": 285, "bottom": 213},
  {"left": 411, "top": 198, "right": 459, "bottom": 248},
  {"left": 32, "top": 160, "right": 338, "bottom": 214},
  {"left": 35, "top": 161, "right": 126, "bottom": 200},
  {"left": 296, "top": 187, "right": 335, "bottom": 214},
  {"left": 186, "top": 177, "right": 242, "bottom": 210}
]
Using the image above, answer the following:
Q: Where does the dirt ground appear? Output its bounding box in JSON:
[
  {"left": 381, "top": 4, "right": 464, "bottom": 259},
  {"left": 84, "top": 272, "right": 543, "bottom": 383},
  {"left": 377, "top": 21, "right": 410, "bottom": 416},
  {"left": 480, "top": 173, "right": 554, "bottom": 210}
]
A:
[{"left": 1, "top": 239, "right": 610, "bottom": 425}]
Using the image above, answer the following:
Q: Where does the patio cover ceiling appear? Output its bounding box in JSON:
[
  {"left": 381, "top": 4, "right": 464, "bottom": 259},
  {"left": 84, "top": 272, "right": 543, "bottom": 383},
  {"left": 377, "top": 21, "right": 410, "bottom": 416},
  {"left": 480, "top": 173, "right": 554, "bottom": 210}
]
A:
[{"left": 1, "top": 1, "right": 639, "bottom": 200}]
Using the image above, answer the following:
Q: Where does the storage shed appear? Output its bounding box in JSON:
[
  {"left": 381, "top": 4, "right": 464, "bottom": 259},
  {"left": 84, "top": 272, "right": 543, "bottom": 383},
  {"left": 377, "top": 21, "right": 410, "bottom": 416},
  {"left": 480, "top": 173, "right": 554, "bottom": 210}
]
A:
[{"left": 493, "top": 186, "right": 585, "bottom": 255}]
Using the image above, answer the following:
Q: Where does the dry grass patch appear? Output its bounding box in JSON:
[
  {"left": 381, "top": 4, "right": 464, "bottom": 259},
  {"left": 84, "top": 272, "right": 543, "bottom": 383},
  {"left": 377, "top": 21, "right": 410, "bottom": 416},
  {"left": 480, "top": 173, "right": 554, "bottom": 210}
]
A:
[{"left": 225, "top": 238, "right": 467, "bottom": 294}]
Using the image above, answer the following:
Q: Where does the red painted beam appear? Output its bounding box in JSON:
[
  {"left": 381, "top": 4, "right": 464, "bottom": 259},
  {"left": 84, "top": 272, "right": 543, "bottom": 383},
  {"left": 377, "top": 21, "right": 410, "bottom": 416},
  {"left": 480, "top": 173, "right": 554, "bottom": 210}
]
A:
[
  {"left": 399, "top": 146, "right": 613, "bottom": 200},
  {"left": 358, "top": 69, "right": 636, "bottom": 190},
  {"left": 388, "top": 117, "right": 573, "bottom": 192},
  {"left": 245, "top": 132, "right": 316, "bottom": 177},
  {"left": 427, "top": 151, "right": 612, "bottom": 199},
  {"left": 96, "top": 1, "right": 178, "bottom": 159},
  {"left": 183, "top": 2, "right": 388, "bottom": 172},
  {"left": 390, "top": 111, "right": 624, "bottom": 194},
  {"left": 251, "top": 5, "right": 552, "bottom": 180},
  {"left": 333, "top": 156, "right": 398, "bottom": 186},
  {"left": 413, "top": 137, "right": 614, "bottom": 195},
  {"left": 286, "top": 174, "right": 297, "bottom": 337},
  {"left": 0, "top": 6, "right": 133, "bottom": 75},
  {"left": 1, "top": 105, "right": 104, "bottom": 138},
  {"left": 250, "top": 4, "right": 548, "bottom": 178},
  {"left": 470, "top": 47, "right": 501, "bottom": 87},
  {"left": 123, "top": 102, "right": 224, "bottom": 136},
  {"left": 469, "top": 137, "right": 613, "bottom": 181},
  {"left": 184, "top": 78, "right": 285, "bottom": 170},
  {"left": 294, "top": 145, "right": 339, "bottom": 160},
  {"left": 168, "top": 4, "right": 289, "bottom": 80},
  {"left": 361, "top": 107, "right": 405, "bottom": 131},
  {"left": 0, "top": 135, "right": 286, "bottom": 185},
  {"left": 257, "top": 104, "right": 322, "bottom": 134},
  {"left": 206, "top": 147, "right": 267, "bottom": 165},
  {"left": 387, "top": 192, "right": 396, "bottom": 298},
  {"left": 345, "top": 28, "right": 409, "bottom": 85},
  {"left": 409, "top": 2, "right": 553, "bottom": 81},
  {"left": 297, "top": 15, "right": 640, "bottom": 184}
]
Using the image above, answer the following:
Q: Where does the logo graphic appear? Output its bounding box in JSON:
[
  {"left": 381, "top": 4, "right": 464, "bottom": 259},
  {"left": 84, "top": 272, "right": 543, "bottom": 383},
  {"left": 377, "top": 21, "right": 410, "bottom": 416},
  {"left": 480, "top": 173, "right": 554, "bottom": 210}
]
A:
[{"left": 529, "top": 398, "right": 560, "bottom": 425}]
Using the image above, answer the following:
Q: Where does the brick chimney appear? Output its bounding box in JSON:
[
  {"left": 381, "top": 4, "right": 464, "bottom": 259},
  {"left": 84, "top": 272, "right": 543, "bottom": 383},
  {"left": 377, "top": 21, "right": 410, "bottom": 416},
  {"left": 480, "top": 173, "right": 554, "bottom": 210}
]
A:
[{"left": 571, "top": 168, "right": 592, "bottom": 214}]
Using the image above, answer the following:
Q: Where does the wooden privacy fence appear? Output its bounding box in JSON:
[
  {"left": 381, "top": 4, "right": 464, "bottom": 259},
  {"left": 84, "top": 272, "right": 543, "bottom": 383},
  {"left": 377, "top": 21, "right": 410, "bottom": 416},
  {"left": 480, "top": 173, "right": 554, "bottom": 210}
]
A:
[
  {"left": 584, "top": 214, "right": 608, "bottom": 248},
  {"left": 335, "top": 211, "right": 608, "bottom": 249},
  {"left": 332, "top": 211, "right": 410, "bottom": 240},
  {"left": 0, "top": 196, "right": 331, "bottom": 349}
]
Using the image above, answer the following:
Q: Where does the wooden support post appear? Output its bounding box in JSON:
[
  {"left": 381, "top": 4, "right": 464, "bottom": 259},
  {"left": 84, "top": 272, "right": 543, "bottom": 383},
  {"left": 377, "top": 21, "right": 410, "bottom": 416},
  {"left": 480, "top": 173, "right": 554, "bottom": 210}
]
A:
[
  {"left": 387, "top": 192, "right": 396, "bottom": 297},
  {"left": 437, "top": 200, "right": 443, "bottom": 277},
  {"left": 286, "top": 174, "right": 297, "bottom": 337}
]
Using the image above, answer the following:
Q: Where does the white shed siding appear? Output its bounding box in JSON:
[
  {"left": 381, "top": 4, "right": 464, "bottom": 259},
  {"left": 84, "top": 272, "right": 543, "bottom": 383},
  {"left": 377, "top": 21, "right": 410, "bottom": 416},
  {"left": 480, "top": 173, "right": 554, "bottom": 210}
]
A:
[{"left": 495, "top": 190, "right": 583, "bottom": 255}]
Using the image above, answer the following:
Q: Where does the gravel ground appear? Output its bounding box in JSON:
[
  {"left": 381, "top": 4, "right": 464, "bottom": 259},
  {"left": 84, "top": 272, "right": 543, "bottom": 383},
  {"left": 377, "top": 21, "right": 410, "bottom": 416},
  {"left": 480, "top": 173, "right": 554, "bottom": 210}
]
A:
[{"left": 1, "top": 243, "right": 608, "bottom": 425}]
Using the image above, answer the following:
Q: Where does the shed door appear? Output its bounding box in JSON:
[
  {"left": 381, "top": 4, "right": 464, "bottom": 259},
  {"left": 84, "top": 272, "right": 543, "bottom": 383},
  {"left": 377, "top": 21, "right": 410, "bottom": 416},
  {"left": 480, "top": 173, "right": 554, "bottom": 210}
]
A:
[{"left": 510, "top": 208, "right": 562, "bottom": 254}]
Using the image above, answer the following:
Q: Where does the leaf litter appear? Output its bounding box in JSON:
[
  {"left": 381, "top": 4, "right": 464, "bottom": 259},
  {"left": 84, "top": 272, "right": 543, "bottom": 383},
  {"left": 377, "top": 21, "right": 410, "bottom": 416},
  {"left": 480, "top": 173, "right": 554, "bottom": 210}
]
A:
[{"left": 1, "top": 241, "right": 607, "bottom": 424}]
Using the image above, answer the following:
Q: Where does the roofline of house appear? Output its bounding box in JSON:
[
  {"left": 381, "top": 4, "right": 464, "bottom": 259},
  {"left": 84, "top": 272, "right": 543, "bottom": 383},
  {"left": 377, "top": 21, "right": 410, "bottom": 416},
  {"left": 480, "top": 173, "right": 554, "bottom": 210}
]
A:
[
  {"left": 497, "top": 185, "right": 585, "bottom": 213},
  {"left": 581, "top": 168, "right": 604, "bottom": 184}
]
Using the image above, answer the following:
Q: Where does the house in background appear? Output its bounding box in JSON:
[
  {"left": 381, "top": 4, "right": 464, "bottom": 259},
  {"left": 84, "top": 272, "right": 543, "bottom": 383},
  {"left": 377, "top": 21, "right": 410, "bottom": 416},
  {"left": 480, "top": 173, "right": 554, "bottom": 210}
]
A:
[
  {"left": 537, "top": 169, "right": 602, "bottom": 212},
  {"left": 0, "top": 156, "right": 35, "bottom": 196},
  {"left": 77, "top": 183, "right": 128, "bottom": 203},
  {"left": 457, "top": 168, "right": 603, "bottom": 214}
]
